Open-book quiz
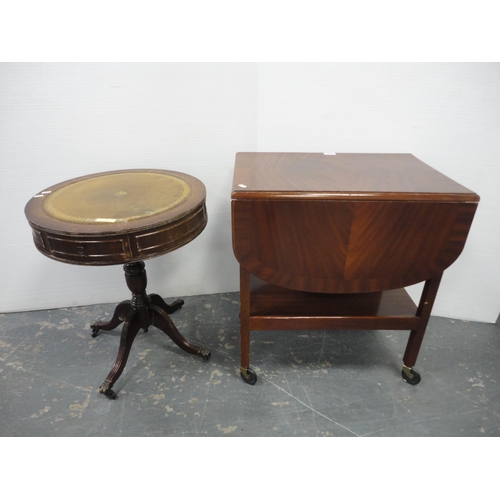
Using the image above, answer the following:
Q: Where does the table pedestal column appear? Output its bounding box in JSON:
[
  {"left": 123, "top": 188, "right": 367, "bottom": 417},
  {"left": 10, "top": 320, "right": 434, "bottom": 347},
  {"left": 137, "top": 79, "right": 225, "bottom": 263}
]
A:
[{"left": 91, "top": 261, "right": 210, "bottom": 399}]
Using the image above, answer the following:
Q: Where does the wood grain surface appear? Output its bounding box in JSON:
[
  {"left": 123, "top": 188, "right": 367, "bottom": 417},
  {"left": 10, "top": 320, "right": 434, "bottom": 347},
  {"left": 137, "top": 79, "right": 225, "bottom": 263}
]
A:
[
  {"left": 232, "top": 152, "right": 479, "bottom": 202},
  {"left": 232, "top": 153, "right": 479, "bottom": 293}
]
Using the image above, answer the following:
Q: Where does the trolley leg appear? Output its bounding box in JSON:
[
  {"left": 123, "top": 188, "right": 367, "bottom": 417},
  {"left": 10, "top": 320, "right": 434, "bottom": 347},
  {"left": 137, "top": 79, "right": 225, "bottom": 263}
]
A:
[
  {"left": 402, "top": 274, "right": 443, "bottom": 384},
  {"left": 239, "top": 266, "right": 257, "bottom": 385}
]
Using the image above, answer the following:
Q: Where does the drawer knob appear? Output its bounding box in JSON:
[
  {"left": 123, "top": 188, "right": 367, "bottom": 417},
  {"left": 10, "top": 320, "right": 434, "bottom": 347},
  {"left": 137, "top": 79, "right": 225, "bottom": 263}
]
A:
[{"left": 76, "top": 246, "right": 85, "bottom": 255}]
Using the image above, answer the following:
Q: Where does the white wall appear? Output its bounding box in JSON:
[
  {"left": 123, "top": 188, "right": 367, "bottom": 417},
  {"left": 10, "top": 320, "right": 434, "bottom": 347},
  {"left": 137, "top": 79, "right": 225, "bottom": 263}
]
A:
[{"left": 1, "top": 63, "right": 499, "bottom": 323}]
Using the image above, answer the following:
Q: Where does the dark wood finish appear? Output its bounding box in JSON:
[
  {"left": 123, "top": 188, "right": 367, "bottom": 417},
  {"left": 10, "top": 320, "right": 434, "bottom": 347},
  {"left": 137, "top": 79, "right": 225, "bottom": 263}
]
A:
[
  {"left": 25, "top": 169, "right": 207, "bottom": 265},
  {"left": 232, "top": 152, "right": 479, "bottom": 201},
  {"left": 247, "top": 274, "right": 420, "bottom": 329},
  {"left": 232, "top": 153, "right": 479, "bottom": 385},
  {"left": 92, "top": 261, "right": 210, "bottom": 400},
  {"left": 403, "top": 274, "right": 442, "bottom": 368},
  {"left": 25, "top": 169, "right": 210, "bottom": 398},
  {"left": 233, "top": 199, "right": 476, "bottom": 293}
]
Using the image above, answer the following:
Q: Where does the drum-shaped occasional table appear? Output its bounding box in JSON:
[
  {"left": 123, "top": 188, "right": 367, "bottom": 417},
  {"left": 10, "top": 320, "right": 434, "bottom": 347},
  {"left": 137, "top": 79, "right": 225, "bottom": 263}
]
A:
[
  {"left": 25, "top": 169, "right": 210, "bottom": 399},
  {"left": 232, "top": 153, "right": 480, "bottom": 386}
]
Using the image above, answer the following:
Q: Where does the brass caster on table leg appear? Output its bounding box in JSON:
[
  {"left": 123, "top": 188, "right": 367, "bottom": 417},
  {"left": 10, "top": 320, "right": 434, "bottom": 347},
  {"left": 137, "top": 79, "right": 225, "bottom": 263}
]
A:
[
  {"left": 166, "top": 298, "right": 184, "bottom": 313},
  {"left": 90, "top": 322, "right": 101, "bottom": 338},
  {"left": 402, "top": 365, "right": 421, "bottom": 385},
  {"left": 198, "top": 347, "right": 211, "bottom": 361},
  {"left": 99, "top": 381, "right": 117, "bottom": 400},
  {"left": 240, "top": 367, "right": 257, "bottom": 385}
]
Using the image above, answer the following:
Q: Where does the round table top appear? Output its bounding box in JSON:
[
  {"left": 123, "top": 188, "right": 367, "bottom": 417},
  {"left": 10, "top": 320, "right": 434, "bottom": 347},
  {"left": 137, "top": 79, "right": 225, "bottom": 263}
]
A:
[
  {"left": 26, "top": 169, "right": 205, "bottom": 234},
  {"left": 25, "top": 169, "right": 207, "bottom": 265},
  {"left": 43, "top": 171, "right": 192, "bottom": 225}
]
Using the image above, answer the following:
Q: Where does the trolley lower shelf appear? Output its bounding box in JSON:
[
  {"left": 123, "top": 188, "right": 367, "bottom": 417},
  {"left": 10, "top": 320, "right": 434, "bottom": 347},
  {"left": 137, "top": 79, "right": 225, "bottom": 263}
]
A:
[
  {"left": 248, "top": 275, "right": 420, "bottom": 331},
  {"left": 239, "top": 270, "right": 441, "bottom": 387}
]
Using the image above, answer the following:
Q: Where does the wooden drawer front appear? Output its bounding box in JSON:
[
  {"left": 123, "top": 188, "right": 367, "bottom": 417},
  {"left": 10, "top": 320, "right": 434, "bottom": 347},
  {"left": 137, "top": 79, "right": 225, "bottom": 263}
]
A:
[
  {"left": 31, "top": 229, "right": 46, "bottom": 250},
  {"left": 134, "top": 203, "right": 207, "bottom": 258},
  {"left": 46, "top": 235, "right": 128, "bottom": 264}
]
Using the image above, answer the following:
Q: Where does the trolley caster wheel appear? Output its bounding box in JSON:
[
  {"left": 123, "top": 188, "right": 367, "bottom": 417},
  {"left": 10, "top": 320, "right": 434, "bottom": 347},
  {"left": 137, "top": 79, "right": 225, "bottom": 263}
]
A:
[
  {"left": 240, "top": 367, "right": 257, "bottom": 385},
  {"left": 402, "top": 366, "right": 421, "bottom": 385},
  {"left": 198, "top": 347, "right": 211, "bottom": 361},
  {"left": 90, "top": 324, "right": 100, "bottom": 338}
]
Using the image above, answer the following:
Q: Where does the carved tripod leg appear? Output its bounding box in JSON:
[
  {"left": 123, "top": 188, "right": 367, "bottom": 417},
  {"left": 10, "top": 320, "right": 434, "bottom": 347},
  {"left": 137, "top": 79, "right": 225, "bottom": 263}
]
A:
[
  {"left": 99, "top": 311, "right": 141, "bottom": 399},
  {"left": 150, "top": 304, "right": 211, "bottom": 360},
  {"left": 149, "top": 293, "right": 184, "bottom": 314},
  {"left": 91, "top": 300, "right": 132, "bottom": 337}
]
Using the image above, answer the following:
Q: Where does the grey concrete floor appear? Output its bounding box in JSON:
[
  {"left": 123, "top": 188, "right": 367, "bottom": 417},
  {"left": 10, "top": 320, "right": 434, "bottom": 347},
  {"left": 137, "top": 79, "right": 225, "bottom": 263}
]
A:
[{"left": 1, "top": 291, "right": 499, "bottom": 437}]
